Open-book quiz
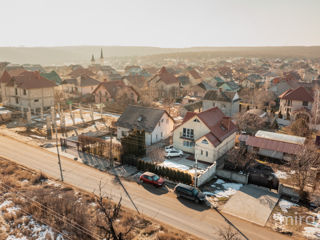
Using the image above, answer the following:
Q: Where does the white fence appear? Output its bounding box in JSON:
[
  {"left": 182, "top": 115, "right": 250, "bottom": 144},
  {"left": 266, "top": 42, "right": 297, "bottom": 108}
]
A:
[{"left": 196, "top": 163, "right": 216, "bottom": 187}]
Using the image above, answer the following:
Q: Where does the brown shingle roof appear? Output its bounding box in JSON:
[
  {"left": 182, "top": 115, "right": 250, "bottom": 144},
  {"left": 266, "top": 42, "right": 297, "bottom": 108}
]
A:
[
  {"left": 279, "top": 86, "right": 313, "bottom": 102},
  {"left": 6, "top": 71, "right": 56, "bottom": 89}
]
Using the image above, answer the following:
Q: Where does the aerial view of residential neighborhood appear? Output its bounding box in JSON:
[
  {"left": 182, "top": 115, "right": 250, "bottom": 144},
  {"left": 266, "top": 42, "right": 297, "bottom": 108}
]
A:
[{"left": 1, "top": 0, "right": 320, "bottom": 239}]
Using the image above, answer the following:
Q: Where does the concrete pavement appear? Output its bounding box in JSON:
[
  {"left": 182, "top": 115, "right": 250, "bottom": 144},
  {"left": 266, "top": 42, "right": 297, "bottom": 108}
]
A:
[{"left": 0, "top": 134, "right": 290, "bottom": 240}]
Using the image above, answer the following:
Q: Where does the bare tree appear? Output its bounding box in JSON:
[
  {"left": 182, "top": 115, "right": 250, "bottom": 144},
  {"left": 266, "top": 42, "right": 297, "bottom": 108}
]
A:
[
  {"left": 217, "top": 225, "right": 241, "bottom": 240},
  {"left": 288, "top": 143, "right": 320, "bottom": 198},
  {"left": 148, "top": 145, "right": 164, "bottom": 163},
  {"left": 290, "top": 118, "right": 310, "bottom": 137},
  {"left": 225, "top": 147, "right": 256, "bottom": 173},
  {"left": 95, "top": 182, "right": 135, "bottom": 240},
  {"left": 237, "top": 112, "right": 266, "bottom": 135}
]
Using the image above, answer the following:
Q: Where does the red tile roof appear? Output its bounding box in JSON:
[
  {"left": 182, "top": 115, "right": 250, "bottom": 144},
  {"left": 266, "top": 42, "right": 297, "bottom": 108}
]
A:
[
  {"left": 181, "top": 107, "right": 237, "bottom": 147},
  {"left": 149, "top": 67, "right": 179, "bottom": 85},
  {"left": 188, "top": 69, "right": 201, "bottom": 79},
  {"left": 279, "top": 86, "right": 313, "bottom": 102},
  {"left": 246, "top": 136, "right": 302, "bottom": 155},
  {"left": 93, "top": 80, "right": 139, "bottom": 99},
  {"left": 6, "top": 71, "right": 56, "bottom": 89}
]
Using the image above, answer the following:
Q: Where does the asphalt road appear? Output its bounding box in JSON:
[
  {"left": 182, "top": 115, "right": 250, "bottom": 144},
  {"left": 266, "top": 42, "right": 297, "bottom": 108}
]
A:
[{"left": 0, "top": 134, "right": 290, "bottom": 240}]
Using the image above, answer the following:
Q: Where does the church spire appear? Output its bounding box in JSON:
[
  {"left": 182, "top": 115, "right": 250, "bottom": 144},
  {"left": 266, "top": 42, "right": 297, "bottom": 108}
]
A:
[
  {"left": 100, "top": 48, "right": 104, "bottom": 59},
  {"left": 100, "top": 48, "right": 104, "bottom": 65},
  {"left": 91, "top": 54, "right": 95, "bottom": 65}
]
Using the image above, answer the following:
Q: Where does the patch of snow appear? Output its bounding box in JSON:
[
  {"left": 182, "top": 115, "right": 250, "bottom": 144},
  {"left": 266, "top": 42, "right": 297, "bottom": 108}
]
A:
[
  {"left": 273, "top": 213, "right": 285, "bottom": 224},
  {"left": 160, "top": 160, "right": 190, "bottom": 171},
  {"left": 213, "top": 179, "right": 225, "bottom": 185},
  {"left": 0, "top": 200, "right": 13, "bottom": 209},
  {"left": 273, "top": 170, "right": 288, "bottom": 179},
  {"left": 279, "top": 199, "right": 298, "bottom": 213},
  {"left": 209, "top": 179, "right": 243, "bottom": 198},
  {"left": 46, "top": 179, "right": 61, "bottom": 187},
  {"left": 203, "top": 192, "right": 215, "bottom": 197},
  {"left": 303, "top": 227, "right": 320, "bottom": 239},
  {"left": 6, "top": 206, "right": 20, "bottom": 214}
]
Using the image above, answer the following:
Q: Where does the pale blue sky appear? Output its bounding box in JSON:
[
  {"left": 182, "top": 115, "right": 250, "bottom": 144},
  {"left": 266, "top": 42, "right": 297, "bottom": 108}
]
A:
[{"left": 1, "top": 0, "right": 320, "bottom": 47}]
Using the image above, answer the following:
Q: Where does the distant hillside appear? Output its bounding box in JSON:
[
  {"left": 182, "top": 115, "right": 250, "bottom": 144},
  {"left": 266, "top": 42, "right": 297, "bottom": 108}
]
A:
[{"left": 0, "top": 46, "right": 319, "bottom": 65}]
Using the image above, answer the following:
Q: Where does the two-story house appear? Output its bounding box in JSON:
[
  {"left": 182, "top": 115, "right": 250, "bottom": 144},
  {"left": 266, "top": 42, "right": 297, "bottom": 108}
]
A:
[
  {"left": 116, "top": 105, "right": 174, "bottom": 146},
  {"left": 1, "top": 71, "right": 56, "bottom": 112},
  {"left": 147, "top": 67, "right": 180, "bottom": 99},
  {"left": 279, "top": 86, "right": 313, "bottom": 122},
  {"left": 202, "top": 89, "right": 240, "bottom": 117},
  {"left": 173, "top": 107, "right": 237, "bottom": 164},
  {"left": 93, "top": 80, "right": 139, "bottom": 104},
  {"left": 62, "top": 75, "right": 100, "bottom": 96}
]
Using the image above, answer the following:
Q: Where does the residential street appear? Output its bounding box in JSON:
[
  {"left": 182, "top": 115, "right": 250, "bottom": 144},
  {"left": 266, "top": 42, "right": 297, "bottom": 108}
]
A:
[{"left": 0, "top": 134, "right": 290, "bottom": 240}]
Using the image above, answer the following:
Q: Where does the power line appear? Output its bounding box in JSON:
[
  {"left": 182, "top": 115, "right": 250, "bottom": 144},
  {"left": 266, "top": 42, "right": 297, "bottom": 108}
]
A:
[{"left": 0, "top": 182, "right": 100, "bottom": 240}]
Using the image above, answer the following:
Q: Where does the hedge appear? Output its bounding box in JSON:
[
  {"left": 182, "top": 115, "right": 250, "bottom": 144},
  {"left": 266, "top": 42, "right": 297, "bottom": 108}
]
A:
[{"left": 121, "top": 155, "right": 193, "bottom": 185}]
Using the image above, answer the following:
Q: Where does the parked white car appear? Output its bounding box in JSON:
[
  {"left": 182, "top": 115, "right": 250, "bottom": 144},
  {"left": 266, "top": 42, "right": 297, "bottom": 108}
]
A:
[
  {"left": 165, "top": 149, "right": 183, "bottom": 158},
  {"left": 165, "top": 145, "right": 176, "bottom": 152}
]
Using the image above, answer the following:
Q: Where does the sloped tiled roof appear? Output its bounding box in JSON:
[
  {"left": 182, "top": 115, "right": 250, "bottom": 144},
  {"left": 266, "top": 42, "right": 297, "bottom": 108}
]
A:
[
  {"left": 93, "top": 80, "right": 139, "bottom": 99},
  {"left": 149, "top": 67, "right": 179, "bottom": 85},
  {"left": 203, "top": 89, "right": 236, "bottom": 102},
  {"left": 6, "top": 71, "right": 56, "bottom": 89},
  {"left": 181, "top": 107, "right": 237, "bottom": 146},
  {"left": 279, "top": 86, "right": 313, "bottom": 102}
]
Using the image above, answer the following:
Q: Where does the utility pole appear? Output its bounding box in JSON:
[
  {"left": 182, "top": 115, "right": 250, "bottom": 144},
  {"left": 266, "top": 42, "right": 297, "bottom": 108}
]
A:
[
  {"left": 109, "top": 127, "right": 113, "bottom": 168},
  {"left": 55, "top": 121, "right": 64, "bottom": 182},
  {"left": 194, "top": 151, "right": 198, "bottom": 187}
]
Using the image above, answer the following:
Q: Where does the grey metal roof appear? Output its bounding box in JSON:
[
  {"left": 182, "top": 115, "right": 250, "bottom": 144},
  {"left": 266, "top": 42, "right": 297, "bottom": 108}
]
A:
[
  {"left": 255, "top": 130, "right": 306, "bottom": 145},
  {"left": 116, "top": 105, "right": 168, "bottom": 133}
]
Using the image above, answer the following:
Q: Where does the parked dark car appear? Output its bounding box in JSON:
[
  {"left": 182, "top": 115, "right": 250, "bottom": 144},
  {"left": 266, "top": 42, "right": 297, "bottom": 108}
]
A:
[
  {"left": 174, "top": 183, "right": 205, "bottom": 203},
  {"left": 139, "top": 172, "right": 164, "bottom": 187}
]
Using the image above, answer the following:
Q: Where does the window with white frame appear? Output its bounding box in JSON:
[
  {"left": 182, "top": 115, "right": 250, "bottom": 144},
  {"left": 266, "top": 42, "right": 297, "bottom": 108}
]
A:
[
  {"left": 182, "top": 128, "right": 194, "bottom": 139},
  {"left": 183, "top": 141, "right": 194, "bottom": 147},
  {"left": 201, "top": 139, "right": 208, "bottom": 144}
]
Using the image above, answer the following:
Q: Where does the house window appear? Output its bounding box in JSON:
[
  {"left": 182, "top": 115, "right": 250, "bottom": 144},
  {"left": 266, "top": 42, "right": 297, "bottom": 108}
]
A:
[
  {"left": 23, "top": 89, "right": 27, "bottom": 95},
  {"left": 158, "top": 122, "right": 160, "bottom": 127},
  {"left": 15, "top": 88, "right": 18, "bottom": 95},
  {"left": 303, "top": 101, "right": 308, "bottom": 107},
  {"left": 201, "top": 139, "right": 208, "bottom": 144},
  {"left": 161, "top": 132, "right": 163, "bottom": 138},
  {"left": 201, "top": 150, "right": 203, "bottom": 155},
  {"left": 193, "top": 118, "right": 200, "bottom": 123},
  {"left": 34, "top": 99, "right": 39, "bottom": 102},
  {"left": 206, "top": 151, "right": 208, "bottom": 157},
  {"left": 15, "top": 97, "right": 19, "bottom": 104},
  {"left": 161, "top": 119, "right": 164, "bottom": 123},
  {"left": 121, "top": 131, "right": 126, "bottom": 137},
  {"left": 183, "top": 141, "right": 194, "bottom": 147},
  {"left": 287, "top": 100, "right": 292, "bottom": 106},
  {"left": 182, "top": 128, "right": 194, "bottom": 139}
]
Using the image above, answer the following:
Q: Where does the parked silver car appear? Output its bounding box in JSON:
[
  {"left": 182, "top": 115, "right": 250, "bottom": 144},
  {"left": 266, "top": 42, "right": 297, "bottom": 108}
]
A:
[{"left": 165, "top": 149, "right": 183, "bottom": 158}]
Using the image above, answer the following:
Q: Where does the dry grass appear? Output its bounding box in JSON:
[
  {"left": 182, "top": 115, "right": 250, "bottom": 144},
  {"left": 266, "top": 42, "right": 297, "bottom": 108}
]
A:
[{"left": 0, "top": 156, "right": 200, "bottom": 240}]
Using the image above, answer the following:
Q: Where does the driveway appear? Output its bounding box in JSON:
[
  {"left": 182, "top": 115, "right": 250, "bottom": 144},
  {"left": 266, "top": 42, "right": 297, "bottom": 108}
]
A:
[{"left": 222, "top": 184, "right": 280, "bottom": 226}]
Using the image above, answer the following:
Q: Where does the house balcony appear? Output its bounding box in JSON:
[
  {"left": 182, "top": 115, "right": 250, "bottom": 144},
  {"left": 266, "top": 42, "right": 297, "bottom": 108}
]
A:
[{"left": 180, "top": 132, "right": 194, "bottom": 141}]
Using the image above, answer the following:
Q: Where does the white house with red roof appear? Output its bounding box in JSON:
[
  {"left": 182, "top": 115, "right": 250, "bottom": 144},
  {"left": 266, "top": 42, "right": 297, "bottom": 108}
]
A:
[
  {"left": 172, "top": 107, "right": 237, "bottom": 164},
  {"left": 279, "top": 86, "right": 313, "bottom": 122}
]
